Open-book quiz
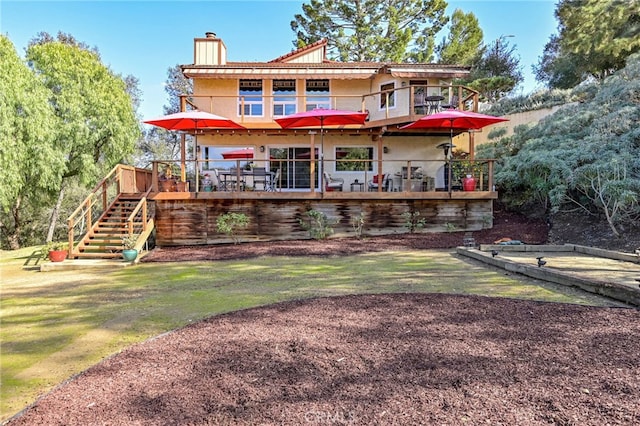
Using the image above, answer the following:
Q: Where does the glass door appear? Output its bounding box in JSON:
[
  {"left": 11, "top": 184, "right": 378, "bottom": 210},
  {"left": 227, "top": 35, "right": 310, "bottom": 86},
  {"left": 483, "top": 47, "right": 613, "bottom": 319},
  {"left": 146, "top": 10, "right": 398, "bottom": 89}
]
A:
[{"left": 268, "top": 147, "right": 319, "bottom": 190}]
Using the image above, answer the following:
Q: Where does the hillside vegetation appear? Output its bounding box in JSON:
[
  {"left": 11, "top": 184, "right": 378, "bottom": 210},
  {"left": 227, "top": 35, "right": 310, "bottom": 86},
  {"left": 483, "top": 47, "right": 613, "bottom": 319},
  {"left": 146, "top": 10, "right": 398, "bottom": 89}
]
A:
[{"left": 479, "top": 53, "right": 640, "bottom": 247}]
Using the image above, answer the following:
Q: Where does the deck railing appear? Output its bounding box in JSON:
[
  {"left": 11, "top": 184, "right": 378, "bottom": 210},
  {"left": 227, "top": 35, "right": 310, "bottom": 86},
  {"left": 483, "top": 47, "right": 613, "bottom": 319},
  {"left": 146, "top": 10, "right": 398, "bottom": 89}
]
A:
[{"left": 151, "top": 158, "right": 495, "bottom": 195}]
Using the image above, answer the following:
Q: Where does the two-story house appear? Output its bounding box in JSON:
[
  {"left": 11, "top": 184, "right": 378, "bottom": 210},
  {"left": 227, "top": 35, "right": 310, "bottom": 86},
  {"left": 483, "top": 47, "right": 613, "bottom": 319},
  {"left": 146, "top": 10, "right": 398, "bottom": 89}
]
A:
[{"left": 68, "top": 32, "right": 498, "bottom": 256}]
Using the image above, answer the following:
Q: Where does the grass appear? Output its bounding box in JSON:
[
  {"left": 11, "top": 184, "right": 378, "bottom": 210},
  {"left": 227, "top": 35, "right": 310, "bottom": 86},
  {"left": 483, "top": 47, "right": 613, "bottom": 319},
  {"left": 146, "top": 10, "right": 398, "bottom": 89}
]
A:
[{"left": 0, "top": 246, "right": 617, "bottom": 422}]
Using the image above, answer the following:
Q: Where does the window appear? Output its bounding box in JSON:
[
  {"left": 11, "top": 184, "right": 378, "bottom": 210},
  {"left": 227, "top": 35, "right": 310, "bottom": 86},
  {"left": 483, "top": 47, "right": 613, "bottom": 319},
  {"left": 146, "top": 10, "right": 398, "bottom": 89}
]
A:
[
  {"left": 238, "top": 79, "right": 263, "bottom": 116},
  {"left": 380, "top": 82, "right": 395, "bottom": 109},
  {"left": 273, "top": 79, "right": 296, "bottom": 116},
  {"left": 335, "top": 147, "right": 374, "bottom": 171},
  {"left": 305, "top": 79, "right": 330, "bottom": 110}
]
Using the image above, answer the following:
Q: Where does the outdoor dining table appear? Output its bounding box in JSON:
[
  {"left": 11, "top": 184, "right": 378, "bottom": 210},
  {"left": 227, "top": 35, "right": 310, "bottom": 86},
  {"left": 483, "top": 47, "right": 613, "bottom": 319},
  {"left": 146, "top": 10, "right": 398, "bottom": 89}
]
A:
[
  {"left": 219, "top": 169, "right": 275, "bottom": 191},
  {"left": 424, "top": 95, "right": 445, "bottom": 114}
]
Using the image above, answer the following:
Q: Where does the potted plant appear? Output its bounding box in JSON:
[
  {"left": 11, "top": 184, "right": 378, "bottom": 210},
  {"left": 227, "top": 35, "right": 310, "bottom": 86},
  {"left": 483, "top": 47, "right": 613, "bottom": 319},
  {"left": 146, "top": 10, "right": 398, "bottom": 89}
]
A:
[
  {"left": 159, "top": 163, "right": 177, "bottom": 192},
  {"left": 45, "top": 241, "right": 68, "bottom": 262},
  {"left": 121, "top": 234, "right": 139, "bottom": 262},
  {"left": 451, "top": 150, "right": 483, "bottom": 191}
]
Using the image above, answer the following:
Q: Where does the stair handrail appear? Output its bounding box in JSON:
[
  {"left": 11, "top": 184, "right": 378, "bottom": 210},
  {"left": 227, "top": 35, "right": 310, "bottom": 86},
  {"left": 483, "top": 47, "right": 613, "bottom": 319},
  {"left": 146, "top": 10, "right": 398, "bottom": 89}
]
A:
[
  {"left": 67, "top": 164, "right": 125, "bottom": 258},
  {"left": 124, "top": 187, "right": 154, "bottom": 252},
  {"left": 67, "top": 164, "right": 153, "bottom": 258}
]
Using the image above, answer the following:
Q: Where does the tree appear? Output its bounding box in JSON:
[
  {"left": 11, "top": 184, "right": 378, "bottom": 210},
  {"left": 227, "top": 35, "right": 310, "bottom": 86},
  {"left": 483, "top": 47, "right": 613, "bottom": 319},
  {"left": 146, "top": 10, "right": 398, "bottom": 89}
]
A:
[
  {"left": 436, "top": 9, "right": 483, "bottom": 66},
  {"left": 533, "top": 34, "right": 588, "bottom": 89},
  {"left": 28, "top": 33, "right": 140, "bottom": 244},
  {"left": 27, "top": 33, "right": 140, "bottom": 183},
  {"left": 0, "top": 35, "right": 63, "bottom": 249},
  {"left": 535, "top": 0, "right": 640, "bottom": 88},
  {"left": 290, "top": 0, "right": 449, "bottom": 62},
  {"left": 466, "top": 37, "right": 523, "bottom": 102}
]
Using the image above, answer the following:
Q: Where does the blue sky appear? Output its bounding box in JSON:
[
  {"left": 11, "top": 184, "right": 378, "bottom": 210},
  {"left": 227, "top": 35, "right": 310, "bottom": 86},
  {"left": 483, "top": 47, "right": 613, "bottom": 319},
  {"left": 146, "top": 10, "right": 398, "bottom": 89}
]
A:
[{"left": 1, "top": 0, "right": 558, "bottom": 121}]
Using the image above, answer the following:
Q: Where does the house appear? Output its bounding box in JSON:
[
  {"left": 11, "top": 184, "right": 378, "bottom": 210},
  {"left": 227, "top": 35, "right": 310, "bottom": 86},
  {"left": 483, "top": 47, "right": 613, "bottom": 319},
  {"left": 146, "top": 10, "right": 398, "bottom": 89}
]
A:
[{"left": 68, "top": 32, "right": 498, "bottom": 257}]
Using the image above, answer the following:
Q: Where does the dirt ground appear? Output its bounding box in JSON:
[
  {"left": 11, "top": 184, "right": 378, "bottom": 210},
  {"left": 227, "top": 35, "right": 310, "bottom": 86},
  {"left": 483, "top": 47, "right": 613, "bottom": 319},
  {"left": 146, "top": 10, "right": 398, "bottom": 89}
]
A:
[
  {"left": 9, "top": 294, "right": 640, "bottom": 426},
  {"left": 139, "top": 209, "right": 639, "bottom": 263},
  {"left": 7, "top": 210, "right": 640, "bottom": 425}
]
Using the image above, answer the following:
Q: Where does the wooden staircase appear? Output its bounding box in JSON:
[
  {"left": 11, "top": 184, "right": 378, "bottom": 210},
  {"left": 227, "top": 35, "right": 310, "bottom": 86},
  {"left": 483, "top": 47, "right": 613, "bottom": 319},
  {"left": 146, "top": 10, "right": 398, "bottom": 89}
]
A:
[
  {"left": 74, "top": 194, "right": 148, "bottom": 259},
  {"left": 67, "top": 165, "right": 155, "bottom": 261}
]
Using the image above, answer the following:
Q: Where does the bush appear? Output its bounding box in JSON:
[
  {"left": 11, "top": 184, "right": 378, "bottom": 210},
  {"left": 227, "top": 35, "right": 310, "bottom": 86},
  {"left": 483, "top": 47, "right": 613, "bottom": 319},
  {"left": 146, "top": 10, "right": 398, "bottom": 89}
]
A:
[
  {"left": 216, "top": 213, "right": 250, "bottom": 244},
  {"left": 402, "top": 211, "right": 426, "bottom": 233},
  {"left": 299, "top": 209, "right": 338, "bottom": 240}
]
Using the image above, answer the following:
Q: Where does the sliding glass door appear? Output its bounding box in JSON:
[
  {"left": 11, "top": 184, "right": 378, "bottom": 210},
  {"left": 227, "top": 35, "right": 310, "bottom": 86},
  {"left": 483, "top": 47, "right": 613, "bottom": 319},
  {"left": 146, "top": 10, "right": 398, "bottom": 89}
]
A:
[{"left": 268, "top": 147, "right": 319, "bottom": 190}]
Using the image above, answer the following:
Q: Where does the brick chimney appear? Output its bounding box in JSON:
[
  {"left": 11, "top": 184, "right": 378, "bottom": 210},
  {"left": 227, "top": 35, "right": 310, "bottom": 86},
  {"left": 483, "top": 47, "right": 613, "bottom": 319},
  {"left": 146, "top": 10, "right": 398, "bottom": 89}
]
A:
[{"left": 194, "top": 32, "right": 227, "bottom": 65}]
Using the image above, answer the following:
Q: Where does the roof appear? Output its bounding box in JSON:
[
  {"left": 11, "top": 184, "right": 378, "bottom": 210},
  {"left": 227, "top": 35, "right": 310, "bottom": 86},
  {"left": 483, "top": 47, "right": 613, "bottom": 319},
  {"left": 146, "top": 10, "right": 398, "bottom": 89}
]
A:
[
  {"left": 268, "top": 39, "right": 330, "bottom": 63},
  {"left": 181, "top": 35, "right": 470, "bottom": 79},
  {"left": 182, "top": 62, "right": 470, "bottom": 80}
]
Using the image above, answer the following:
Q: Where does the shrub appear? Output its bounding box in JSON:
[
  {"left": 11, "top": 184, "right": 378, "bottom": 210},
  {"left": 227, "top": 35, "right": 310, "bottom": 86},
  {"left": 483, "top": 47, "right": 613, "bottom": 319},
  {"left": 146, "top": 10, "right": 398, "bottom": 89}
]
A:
[
  {"left": 402, "top": 211, "right": 426, "bottom": 233},
  {"left": 216, "top": 212, "right": 250, "bottom": 244},
  {"left": 299, "top": 209, "right": 338, "bottom": 240},
  {"left": 350, "top": 212, "right": 365, "bottom": 239}
]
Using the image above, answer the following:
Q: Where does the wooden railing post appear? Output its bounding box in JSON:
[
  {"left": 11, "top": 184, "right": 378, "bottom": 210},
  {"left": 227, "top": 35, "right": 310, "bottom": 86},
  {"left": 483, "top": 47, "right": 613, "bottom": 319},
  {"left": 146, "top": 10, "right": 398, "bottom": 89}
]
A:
[
  {"left": 102, "top": 181, "right": 107, "bottom": 213},
  {"left": 67, "top": 217, "right": 74, "bottom": 259},
  {"left": 488, "top": 160, "right": 495, "bottom": 192}
]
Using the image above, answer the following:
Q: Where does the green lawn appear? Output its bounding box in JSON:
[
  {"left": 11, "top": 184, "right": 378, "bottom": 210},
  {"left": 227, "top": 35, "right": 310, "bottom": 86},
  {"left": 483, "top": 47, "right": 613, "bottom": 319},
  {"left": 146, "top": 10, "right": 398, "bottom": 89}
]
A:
[{"left": 0, "top": 246, "right": 617, "bottom": 421}]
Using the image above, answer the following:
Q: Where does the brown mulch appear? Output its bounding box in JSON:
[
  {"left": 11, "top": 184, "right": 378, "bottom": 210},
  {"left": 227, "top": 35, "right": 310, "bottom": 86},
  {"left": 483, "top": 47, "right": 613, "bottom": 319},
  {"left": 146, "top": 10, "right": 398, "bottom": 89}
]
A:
[
  {"left": 9, "top": 211, "right": 640, "bottom": 425},
  {"left": 9, "top": 294, "right": 640, "bottom": 425},
  {"left": 141, "top": 210, "right": 551, "bottom": 262}
]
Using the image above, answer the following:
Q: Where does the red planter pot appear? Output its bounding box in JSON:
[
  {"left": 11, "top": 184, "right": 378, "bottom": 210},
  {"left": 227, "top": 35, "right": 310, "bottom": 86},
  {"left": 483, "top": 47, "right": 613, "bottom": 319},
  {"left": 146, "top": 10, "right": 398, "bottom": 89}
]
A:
[
  {"left": 462, "top": 175, "right": 476, "bottom": 191},
  {"left": 48, "top": 250, "right": 67, "bottom": 262}
]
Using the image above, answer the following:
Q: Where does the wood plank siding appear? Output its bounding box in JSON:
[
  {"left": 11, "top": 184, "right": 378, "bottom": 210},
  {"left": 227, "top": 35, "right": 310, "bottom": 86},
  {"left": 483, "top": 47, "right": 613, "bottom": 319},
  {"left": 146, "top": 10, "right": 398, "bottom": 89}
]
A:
[{"left": 154, "top": 198, "right": 494, "bottom": 246}]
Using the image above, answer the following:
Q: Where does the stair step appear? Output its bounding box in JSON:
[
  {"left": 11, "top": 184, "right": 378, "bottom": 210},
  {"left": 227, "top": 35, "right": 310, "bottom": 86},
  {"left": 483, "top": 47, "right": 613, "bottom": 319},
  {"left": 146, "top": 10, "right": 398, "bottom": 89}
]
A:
[
  {"left": 75, "top": 252, "right": 123, "bottom": 259},
  {"left": 82, "top": 245, "right": 124, "bottom": 251}
]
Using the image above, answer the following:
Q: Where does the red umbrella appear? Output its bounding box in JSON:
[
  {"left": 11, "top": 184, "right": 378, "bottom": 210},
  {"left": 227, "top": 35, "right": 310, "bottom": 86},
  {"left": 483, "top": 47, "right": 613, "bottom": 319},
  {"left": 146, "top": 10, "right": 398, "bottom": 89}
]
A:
[
  {"left": 144, "top": 110, "right": 245, "bottom": 184},
  {"left": 400, "top": 110, "right": 508, "bottom": 132},
  {"left": 143, "top": 110, "right": 245, "bottom": 130},
  {"left": 401, "top": 110, "right": 508, "bottom": 193},
  {"left": 400, "top": 110, "right": 508, "bottom": 157},
  {"left": 221, "top": 148, "right": 254, "bottom": 159},
  {"left": 274, "top": 108, "right": 368, "bottom": 129},
  {"left": 275, "top": 108, "right": 368, "bottom": 191}
]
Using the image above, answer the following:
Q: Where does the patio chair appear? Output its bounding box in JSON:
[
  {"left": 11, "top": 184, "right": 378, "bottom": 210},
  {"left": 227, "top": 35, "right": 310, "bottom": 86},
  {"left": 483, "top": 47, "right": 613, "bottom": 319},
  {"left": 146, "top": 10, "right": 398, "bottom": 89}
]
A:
[
  {"left": 324, "top": 172, "right": 344, "bottom": 191},
  {"left": 252, "top": 167, "right": 268, "bottom": 191},
  {"left": 266, "top": 169, "right": 280, "bottom": 192},
  {"left": 212, "top": 169, "right": 229, "bottom": 191},
  {"left": 368, "top": 173, "right": 393, "bottom": 191},
  {"left": 441, "top": 95, "right": 459, "bottom": 110}
]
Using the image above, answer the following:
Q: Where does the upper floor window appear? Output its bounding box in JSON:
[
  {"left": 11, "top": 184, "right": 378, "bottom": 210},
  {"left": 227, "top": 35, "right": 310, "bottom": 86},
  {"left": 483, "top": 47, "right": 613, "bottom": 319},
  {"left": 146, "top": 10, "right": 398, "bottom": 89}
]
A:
[
  {"left": 335, "top": 147, "right": 374, "bottom": 172},
  {"left": 238, "top": 79, "right": 263, "bottom": 116},
  {"left": 305, "top": 79, "right": 330, "bottom": 110},
  {"left": 273, "top": 79, "right": 297, "bottom": 117},
  {"left": 380, "top": 82, "right": 395, "bottom": 109}
]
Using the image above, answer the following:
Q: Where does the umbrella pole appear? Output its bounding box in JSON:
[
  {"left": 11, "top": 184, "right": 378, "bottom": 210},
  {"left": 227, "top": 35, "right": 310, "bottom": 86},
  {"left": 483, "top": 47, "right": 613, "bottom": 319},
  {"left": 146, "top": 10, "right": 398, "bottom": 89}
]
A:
[
  {"left": 320, "top": 118, "right": 325, "bottom": 193},
  {"left": 448, "top": 123, "right": 453, "bottom": 196}
]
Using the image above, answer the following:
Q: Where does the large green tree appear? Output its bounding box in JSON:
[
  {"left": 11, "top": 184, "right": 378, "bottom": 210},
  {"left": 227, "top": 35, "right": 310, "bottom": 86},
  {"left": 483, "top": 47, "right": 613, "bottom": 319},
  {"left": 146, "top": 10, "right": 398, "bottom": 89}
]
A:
[
  {"left": 535, "top": 0, "right": 640, "bottom": 88},
  {"left": 27, "top": 33, "right": 140, "bottom": 183},
  {"left": 290, "top": 0, "right": 449, "bottom": 62},
  {"left": 27, "top": 33, "right": 140, "bottom": 244},
  {"left": 436, "top": 8, "right": 483, "bottom": 66},
  {"left": 0, "top": 35, "right": 63, "bottom": 249},
  {"left": 0, "top": 32, "right": 140, "bottom": 249}
]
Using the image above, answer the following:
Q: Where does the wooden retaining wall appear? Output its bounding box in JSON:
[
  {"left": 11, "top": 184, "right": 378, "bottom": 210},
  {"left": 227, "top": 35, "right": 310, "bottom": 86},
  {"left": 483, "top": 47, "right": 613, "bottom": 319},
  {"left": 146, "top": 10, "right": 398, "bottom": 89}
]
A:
[{"left": 154, "top": 199, "right": 494, "bottom": 246}]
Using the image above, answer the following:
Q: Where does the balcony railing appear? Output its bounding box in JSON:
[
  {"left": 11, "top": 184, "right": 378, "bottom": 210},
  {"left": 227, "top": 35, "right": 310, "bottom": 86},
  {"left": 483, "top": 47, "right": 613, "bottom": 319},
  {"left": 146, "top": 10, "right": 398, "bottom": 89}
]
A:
[{"left": 179, "top": 84, "right": 479, "bottom": 125}]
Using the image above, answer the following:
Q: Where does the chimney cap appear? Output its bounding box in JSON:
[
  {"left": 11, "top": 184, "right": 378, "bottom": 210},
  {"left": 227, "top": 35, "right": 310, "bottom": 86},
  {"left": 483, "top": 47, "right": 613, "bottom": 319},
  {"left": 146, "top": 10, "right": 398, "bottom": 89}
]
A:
[{"left": 205, "top": 32, "right": 217, "bottom": 38}]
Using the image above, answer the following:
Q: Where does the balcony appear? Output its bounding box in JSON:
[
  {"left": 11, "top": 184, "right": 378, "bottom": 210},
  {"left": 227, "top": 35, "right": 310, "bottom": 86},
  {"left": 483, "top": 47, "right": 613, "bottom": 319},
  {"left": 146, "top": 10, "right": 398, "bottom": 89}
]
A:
[{"left": 179, "top": 84, "right": 480, "bottom": 129}]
